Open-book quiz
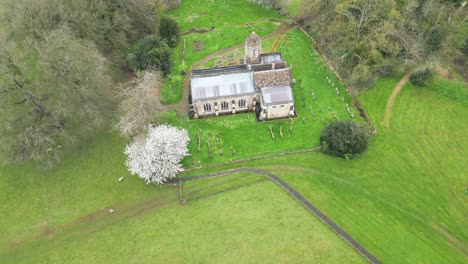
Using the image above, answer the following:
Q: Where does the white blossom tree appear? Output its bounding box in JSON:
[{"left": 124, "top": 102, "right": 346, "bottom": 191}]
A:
[{"left": 124, "top": 124, "right": 190, "bottom": 184}]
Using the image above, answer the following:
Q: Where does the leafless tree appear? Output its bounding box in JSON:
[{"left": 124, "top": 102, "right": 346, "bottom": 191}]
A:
[{"left": 116, "top": 70, "right": 162, "bottom": 138}]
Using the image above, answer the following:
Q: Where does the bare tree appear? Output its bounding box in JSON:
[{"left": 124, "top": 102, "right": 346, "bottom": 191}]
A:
[{"left": 116, "top": 70, "right": 162, "bottom": 138}]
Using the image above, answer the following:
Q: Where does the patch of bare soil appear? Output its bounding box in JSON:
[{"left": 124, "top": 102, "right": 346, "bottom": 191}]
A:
[
  {"left": 434, "top": 66, "right": 456, "bottom": 79},
  {"left": 270, "top": 34, "right": 285, "bottom": 53},
  {"left": 181, "top": 27, "right": 212, "bottom": 36}
]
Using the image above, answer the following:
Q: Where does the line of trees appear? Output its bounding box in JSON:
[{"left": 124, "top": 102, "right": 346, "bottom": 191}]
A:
[{"left": 297, "top": 0, "right": 467, "bottom": 90}]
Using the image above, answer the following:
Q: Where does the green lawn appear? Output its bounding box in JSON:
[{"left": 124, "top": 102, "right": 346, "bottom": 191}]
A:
[
  {"left": 0, "top": 175, "right": 364, "bottom": 263},
  {"left": 182, "top": 75, "right": 468, "bottom": 263},
  {"left": 0, "top": 133, "right": 174, "bottom": 246}
]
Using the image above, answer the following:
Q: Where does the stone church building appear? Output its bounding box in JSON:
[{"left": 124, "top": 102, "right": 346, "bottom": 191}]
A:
[{"left": 189, "top": 32, "right": 295, "bottom": 121}]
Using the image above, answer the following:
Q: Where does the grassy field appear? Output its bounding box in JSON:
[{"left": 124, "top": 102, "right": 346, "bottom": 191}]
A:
[
  {"left": 182, "top": 75, "right": 468, "bottom": 263},
  {"left": 161, "top": 29, "right": 361, "bottom": 167},
  {"left": 0, "top": 171, "right": 364, "bottom": 263},
  {"left": 0, "top": 133, "right": 170, "bottom": 246}
]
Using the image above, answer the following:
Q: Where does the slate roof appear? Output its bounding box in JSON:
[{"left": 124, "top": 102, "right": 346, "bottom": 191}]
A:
[
  {"left": 191, "top": 69, "right": 254, "bottom": 101},
  {"left": 261, "top": 86, "right": 294, "bottom": 105},
  {"left": 260, "top": 52, "right": 283, "bottom": 64}
]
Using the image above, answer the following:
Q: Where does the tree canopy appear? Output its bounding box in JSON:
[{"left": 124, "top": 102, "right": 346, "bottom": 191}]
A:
[
  {"left": 0, "top": 27, "right": 110, "bottom": 165},
  {"left": 320, "top": 121, "right": 370, "bottom": 158},
  {"left": 127, "top": 36, "right": 173, "bottom": 75},
  {"left": 116, "top": 70, "right": 162, "bottom": 138},
  {"left": 124, "top": 124, "right": 190, "bottom": 184},
  {"left": 298, "top": 0, "right": 466, "bottom": 90},
  {"left": 0, "top": 0, "right": 160, "bottom": 165},
  {"left": 160, "top": 17, "right": 180, "bottom": 48},
  {"left": 4, "top": 0, "right": 158, "bottom": 54}
]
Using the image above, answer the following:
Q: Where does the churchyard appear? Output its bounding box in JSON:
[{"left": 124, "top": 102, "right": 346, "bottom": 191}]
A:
[
  {"left": 1, "top": 0, "right": 466, "bottom": 263},
  {"left": 160, "top": 29, "right": 361, "bottom": 166}
]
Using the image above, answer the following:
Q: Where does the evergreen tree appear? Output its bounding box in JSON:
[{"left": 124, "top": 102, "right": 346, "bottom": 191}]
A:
[{"left": 159, "top": 17, "right": 180, "bottom": 48}]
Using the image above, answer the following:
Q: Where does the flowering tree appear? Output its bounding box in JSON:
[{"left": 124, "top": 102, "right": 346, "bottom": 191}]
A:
[{"left": 124, "top": 124, "right": 190, "bottom": 184}]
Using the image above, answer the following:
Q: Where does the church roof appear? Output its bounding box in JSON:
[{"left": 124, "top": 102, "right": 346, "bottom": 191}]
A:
[
  {"left": 260, "top": 52, "right": 283, "bottom": 64},
  {"left": 253, "top": 68, "right": 291, "bottom": 88},
  {"left": 261, "top": 86, "right": 294, "bottom": 105},
  {"left": 191, "top": 69, "right": 255, "bottom": 101}
]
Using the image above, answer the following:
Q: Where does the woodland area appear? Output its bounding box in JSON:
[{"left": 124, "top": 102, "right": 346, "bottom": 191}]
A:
[
  {"left": 295, "top": 0, "right": 467, "bottom": 90},
  {"left": 0, "top": 0, "right": 171, "bottom": 165}
]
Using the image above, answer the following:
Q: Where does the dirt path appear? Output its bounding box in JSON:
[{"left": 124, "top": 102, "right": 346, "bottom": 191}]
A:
[
  {"left": 382, "top": 73, "right": 412, "bottom": 128},
  {"left": 270, "top": 33, "right": 285, "bottom": 52},
  {"left": 181, "top": 168, "right": 381, "bottom": 264}
]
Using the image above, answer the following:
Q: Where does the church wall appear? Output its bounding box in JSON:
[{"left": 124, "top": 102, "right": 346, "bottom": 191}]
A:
[
  {"left": 193, "top": 93, "right": 256, "bottom": 118},
  {"left": 265, "top": 103, "right": 294, "bottom": 120}
]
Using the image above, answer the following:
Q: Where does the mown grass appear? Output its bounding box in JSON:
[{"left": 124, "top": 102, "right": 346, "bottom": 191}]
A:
[
  {"left": 161, "top": 0, "right": 283, "bottom": 103},
  {"left": 165, "top": 29, "right": 361, "bottom": 167},
  {"left": 181, "top": 172, "right": 266, "bottom": 201},
  {"left": 0, "top": 179, "right": 364, "bottom": 263},
  {"left": 182, "top": 75, "right": 468, "bottom": 263}
]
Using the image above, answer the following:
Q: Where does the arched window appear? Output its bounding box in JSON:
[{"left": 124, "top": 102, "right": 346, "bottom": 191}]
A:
[
  {"left": 221, "top": 101, "right": 229, "bottom": 110},
  {"left": 203, "top": 103, "right": 212, "bottom": 112},
  {"left": 238, "top": 99, "right": 246, "bottom": 108}
]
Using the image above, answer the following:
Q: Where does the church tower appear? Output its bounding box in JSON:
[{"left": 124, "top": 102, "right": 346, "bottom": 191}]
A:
[{"left": 244, "top": 32, "right": 262, "bottom": 64}]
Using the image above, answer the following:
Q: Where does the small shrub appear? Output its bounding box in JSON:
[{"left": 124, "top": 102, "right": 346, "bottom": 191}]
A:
[
  {"left": 320, "top": 121, "right": 370, "bottom": 158},
  {"left": 160, "top": 17, "right": 180, "bottom": 48},
  {"left": 410, "top": 68, "right": 433, "bottom": 87}
]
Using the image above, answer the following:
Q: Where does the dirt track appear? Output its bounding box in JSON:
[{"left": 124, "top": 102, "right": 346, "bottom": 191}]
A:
[{"left": 382, "top": 73, "right": 412, "bottom": 127}]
